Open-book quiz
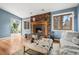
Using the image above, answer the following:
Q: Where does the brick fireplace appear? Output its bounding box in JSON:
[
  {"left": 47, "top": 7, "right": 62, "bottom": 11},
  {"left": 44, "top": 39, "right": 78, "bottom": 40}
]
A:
[{"left": 31, "top": 12, "right": 51, "bottom": 37}]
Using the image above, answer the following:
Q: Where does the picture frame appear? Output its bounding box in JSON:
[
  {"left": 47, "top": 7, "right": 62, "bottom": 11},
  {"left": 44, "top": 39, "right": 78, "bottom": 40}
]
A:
[{"left": 24, "top": 21, "right": 29, "bottom": 29}]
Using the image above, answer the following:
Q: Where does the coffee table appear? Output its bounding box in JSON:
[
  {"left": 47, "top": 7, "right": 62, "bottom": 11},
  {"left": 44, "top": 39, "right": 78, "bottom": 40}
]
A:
[{"left": 24, "top": 39, "right": 53, "bottom": 55}]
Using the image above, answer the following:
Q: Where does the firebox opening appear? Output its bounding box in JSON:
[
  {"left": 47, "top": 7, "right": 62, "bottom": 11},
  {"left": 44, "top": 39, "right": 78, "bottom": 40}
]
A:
[{"left": 36, "top": 27, "right": 42, "bottom": 33}]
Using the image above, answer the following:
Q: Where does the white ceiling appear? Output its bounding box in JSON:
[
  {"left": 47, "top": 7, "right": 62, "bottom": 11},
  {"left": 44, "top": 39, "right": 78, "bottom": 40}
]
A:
[{"left": 0, "top": 3, "right": 78, "bottom": 18}]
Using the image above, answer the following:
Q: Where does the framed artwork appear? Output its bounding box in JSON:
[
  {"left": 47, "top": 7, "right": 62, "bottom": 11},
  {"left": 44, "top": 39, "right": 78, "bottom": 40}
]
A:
[{"left": 24, "top": 21, "right": 29, "bottom": 29}]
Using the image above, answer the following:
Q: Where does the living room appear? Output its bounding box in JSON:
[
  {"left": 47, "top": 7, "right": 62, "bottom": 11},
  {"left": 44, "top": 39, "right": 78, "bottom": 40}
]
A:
[{"left": 0, "top": 3, "right": 79, "bottom": 55}]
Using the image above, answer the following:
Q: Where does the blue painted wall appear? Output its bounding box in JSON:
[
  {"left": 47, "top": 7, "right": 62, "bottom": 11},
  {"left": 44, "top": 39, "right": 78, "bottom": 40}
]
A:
[
  {"left": 77, "top": 4, "right": 79, "bottom": 31},
  {"left": 51, "top": 7, "right": 78, "bottom": 39},
  {"left": 0, "top": 9, "right": 21, "bottom": 38}
]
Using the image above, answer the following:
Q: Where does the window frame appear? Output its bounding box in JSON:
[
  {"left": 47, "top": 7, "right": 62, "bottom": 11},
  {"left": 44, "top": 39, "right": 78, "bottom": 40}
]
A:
[{"left": 52, "top": 12, "right": 74, "bottom": 32}]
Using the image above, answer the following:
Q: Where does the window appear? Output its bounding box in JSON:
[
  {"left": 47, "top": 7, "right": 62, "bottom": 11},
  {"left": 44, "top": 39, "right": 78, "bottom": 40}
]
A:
[
  {"left": 53, "top": 13, "right": 73, "bottom": 30},
  {"left": 11, "top": 20, "right": 21, "bottom": 33}
]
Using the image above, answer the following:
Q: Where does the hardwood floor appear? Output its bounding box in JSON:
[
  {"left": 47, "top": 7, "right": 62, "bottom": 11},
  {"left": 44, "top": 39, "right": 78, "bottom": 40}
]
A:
[
  {"left": 0, "top": 34, "right": 24, "bottom": 55},
  {"left": 53, "top": 40, "right": 60, "bottom": 43}
]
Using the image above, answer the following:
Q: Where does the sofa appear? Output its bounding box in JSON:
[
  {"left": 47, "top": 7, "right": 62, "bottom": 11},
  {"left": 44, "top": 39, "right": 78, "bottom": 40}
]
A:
[{"left": 60, "top": 32, "right": 79, "bottom": 55}]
